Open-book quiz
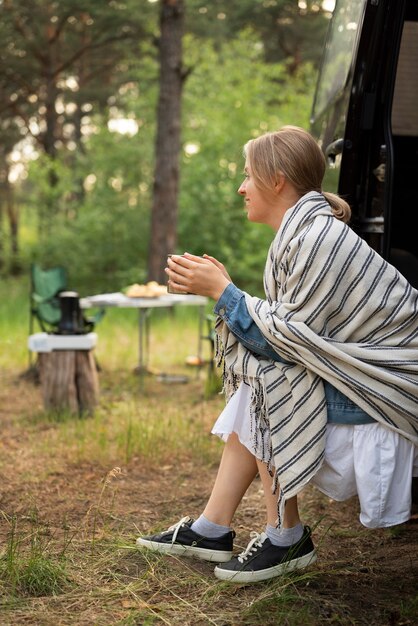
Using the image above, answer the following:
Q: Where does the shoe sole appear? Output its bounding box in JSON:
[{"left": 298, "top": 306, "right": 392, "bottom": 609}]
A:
[
  {"left": 136, "top": 537, "right": 233, "bottom": 562},
  {"left": 214, "top": 550, "right": 317, "bottom": 583}
]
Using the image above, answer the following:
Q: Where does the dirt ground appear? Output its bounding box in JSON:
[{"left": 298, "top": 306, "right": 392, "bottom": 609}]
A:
[{"left": 0, "top": 372, "right": 417, "bottom": 626}]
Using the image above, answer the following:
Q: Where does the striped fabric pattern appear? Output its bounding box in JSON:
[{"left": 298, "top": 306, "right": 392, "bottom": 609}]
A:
[{"left": 215, "top": 192, "right": 418, "bottom": 523}]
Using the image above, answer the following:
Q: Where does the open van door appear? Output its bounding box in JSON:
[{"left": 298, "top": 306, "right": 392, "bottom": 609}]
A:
[{"left": 311, "top": 0, "right": 418, "bottom": 287}]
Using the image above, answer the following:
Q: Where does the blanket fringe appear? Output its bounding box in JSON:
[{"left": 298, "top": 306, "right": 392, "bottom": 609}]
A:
[{"left": 276, "top": 487, "right": 286, "bottom": 529}]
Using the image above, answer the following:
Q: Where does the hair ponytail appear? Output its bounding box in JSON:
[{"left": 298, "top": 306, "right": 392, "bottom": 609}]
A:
[{"left": 322, "top": 191, "right": 351, "bottom": 223}]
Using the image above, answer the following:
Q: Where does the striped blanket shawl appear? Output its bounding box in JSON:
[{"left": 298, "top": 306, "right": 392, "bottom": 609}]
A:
[{"left": 215, "top": 192, "right": 418, "bottom": 522}]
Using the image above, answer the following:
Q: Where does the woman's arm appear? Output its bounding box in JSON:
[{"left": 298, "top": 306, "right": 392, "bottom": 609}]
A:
[
  {"left": 166, "top": 253, "right": 230, "bottom": 300},
  {"left": 214, "top": 283, "right": 283, "bottom": 362},
  {"left": 166, "top": 252, "right": 284, "bottom": 361}
]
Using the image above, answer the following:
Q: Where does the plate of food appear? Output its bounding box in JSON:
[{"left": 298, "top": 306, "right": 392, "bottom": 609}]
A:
[{"left": 124, "top": 281, "right": 168, "bottom": 298}]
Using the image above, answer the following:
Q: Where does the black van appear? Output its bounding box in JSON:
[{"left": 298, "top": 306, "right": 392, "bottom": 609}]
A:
[
  {"left": 311, "top": 0, "right": 418, "bottom": 505},
  {"left": 311, "top": 0, "right": 418, "bottom": 287}
]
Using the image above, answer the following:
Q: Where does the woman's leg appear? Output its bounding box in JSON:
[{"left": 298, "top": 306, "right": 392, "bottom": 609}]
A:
[
  {"left": 256, "top": 459, "right": 300, "bottom": 528},
  {"left": 213, "top": 459, "right": 314, "bottom": 583},
  {"left": 202, "top": 432, "right": 258, "bottom": 526},
  {"left": 202, "top": 434, "right": 300, "bottom": 529},
  {"left": 136, "top": 432, "right": 258, "bottom": 562}
]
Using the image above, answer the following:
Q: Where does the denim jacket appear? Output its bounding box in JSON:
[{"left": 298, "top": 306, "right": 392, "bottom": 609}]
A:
[{"left": 214, "top": 283, "right": 375, "bottom": 425}]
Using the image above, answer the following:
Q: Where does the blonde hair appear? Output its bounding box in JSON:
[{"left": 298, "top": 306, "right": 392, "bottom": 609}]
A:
[{"left": 244, "top": 125, "right": 351, "bottom": 223}]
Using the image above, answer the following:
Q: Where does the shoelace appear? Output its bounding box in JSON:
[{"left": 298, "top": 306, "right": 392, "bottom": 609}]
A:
[
  {"left": 161, "top": 516, "right": 191, "bottom": 545},
  {"left": 237, "top": 531, "right": 265, "bottom": 563}
]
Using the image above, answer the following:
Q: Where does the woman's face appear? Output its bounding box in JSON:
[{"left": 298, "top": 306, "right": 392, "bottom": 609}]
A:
[{"left": 237, "top": 160, "right": 278, "bottom": 227}]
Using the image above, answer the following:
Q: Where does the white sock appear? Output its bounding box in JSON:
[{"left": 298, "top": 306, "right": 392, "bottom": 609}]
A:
[
  {"left": 191, "top": 514, "right": 231, "bottom": 538},
  {"left": 266, "top": 522, "right": 304, "bottom": 547}
]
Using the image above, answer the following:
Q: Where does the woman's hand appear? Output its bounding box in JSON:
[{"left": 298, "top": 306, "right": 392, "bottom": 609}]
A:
[
  {"left": 202, "top": 254, "right": 233, "bottom": 282},
  {"left": 166, "top": 252, "right": 231, "bottom": 300}
]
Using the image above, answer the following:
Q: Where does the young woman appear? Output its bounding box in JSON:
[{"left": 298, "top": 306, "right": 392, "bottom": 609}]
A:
[{"left": 136, "top": 126, "right": 418, "bottom": 584}]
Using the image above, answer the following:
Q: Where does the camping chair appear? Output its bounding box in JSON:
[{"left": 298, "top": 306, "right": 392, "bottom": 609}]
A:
[
  {"left": 29, "top": 263, "right": 105, "bottom": 367},
  {"left": 30, "top": 263, "right": 68, "bottom": 336}
]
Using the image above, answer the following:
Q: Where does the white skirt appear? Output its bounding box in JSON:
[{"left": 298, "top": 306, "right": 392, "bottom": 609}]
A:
[{"left": 212, "top": 382, "right": 418, "bottom": 528}]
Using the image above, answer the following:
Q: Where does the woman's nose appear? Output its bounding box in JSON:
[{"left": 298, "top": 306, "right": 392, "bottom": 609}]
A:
[{"left": 237, "top": 181, "right": 246, "bottom": 195}]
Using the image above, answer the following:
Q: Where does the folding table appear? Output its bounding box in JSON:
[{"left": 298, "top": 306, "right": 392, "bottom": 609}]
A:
[{"left": 80, "top": 292, "right": 208, "bottom": 374}]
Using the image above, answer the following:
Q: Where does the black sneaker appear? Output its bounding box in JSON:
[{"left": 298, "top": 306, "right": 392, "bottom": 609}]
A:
[
  {"left": 136, "top": 516, "right": 235, "bottom": 562},
  {"left": 214, "top": 525, "right": 317, "bottom": 583}
]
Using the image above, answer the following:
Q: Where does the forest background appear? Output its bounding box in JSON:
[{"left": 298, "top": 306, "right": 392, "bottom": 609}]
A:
[{"left": 0, "top": 0, "right": 333, "bottom": 296}]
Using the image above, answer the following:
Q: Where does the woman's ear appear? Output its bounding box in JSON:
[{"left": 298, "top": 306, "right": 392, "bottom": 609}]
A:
[{"left": 274, "top": 174, "right": 286, "bottom": 194}]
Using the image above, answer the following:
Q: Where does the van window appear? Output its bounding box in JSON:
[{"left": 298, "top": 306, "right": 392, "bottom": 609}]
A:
[
  {"left": 311, "top": 0, "right": 366, "bottom": 122},
  {"left": 391, "top": 21, "right": 418, "bottom": 136}
]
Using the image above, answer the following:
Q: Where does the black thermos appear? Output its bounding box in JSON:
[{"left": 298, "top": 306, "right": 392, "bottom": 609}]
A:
[{"left": 58, "top": 291, "right": 83, "bottom": 334}]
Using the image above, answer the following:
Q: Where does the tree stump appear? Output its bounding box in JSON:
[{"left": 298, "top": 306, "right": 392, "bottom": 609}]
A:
[{"left": 38, "top": 349, "right": 99, "bottom": 415}]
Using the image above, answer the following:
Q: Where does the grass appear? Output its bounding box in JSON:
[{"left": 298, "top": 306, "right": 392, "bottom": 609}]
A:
[
  {"left": 0, "top": 511, "right": 70, "bottom": 597},
  {"left": 0, "top": 277, "right": 417, "bottom": 626},
  {"left": 0, "top": 276, "right": 30, "bottom": 370}
]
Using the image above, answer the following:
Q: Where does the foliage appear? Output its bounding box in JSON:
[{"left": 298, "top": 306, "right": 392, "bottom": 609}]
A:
[
  {"left": 1, "top": 1, "right": 322, "bottom": 293},
  {"left": 0, "top": 0, "right": 154, "bottom": 155},
  {"left": 185, "top": 0, "right": 332, "bottom": 69},
  {"left": 27, "top": 84, "right": 157, "bottom": 292},
  {"left": 20, "top": 27, "right": 316, "bottom": 294},
  {"left": 22, "top": 34, "right": 159, "bottom": 292},
  {"left": 179, "top": 32, "right": 316, "bottom": 292},
  {"left": 0, "top": 0, "right": 158, "bottom": 274}
]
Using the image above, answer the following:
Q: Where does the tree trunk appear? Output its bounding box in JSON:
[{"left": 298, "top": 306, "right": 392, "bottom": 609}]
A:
[
  {"left": 38, "top": 350, "right": 99, "bottom": 415},
  {"left": 0, "top": 158, "right": 20, "bottom": 274},
  {"left": 39, "top": 46, "right": 60, "bottom": 236},
  {"left": 5, "top": 174, "right": 21, "bottom": 275},
  {"left": 44, "top": 47, "right": 59, "bottom": 160},
  {"left": 147, "top": 0, "right": 185, "bottom": 284},
  {"left": 69, "top": 101, "right": 86, "bottom": 210},
  {"left": 0, "top": 161, "right": 5, "bottom": 272}
]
